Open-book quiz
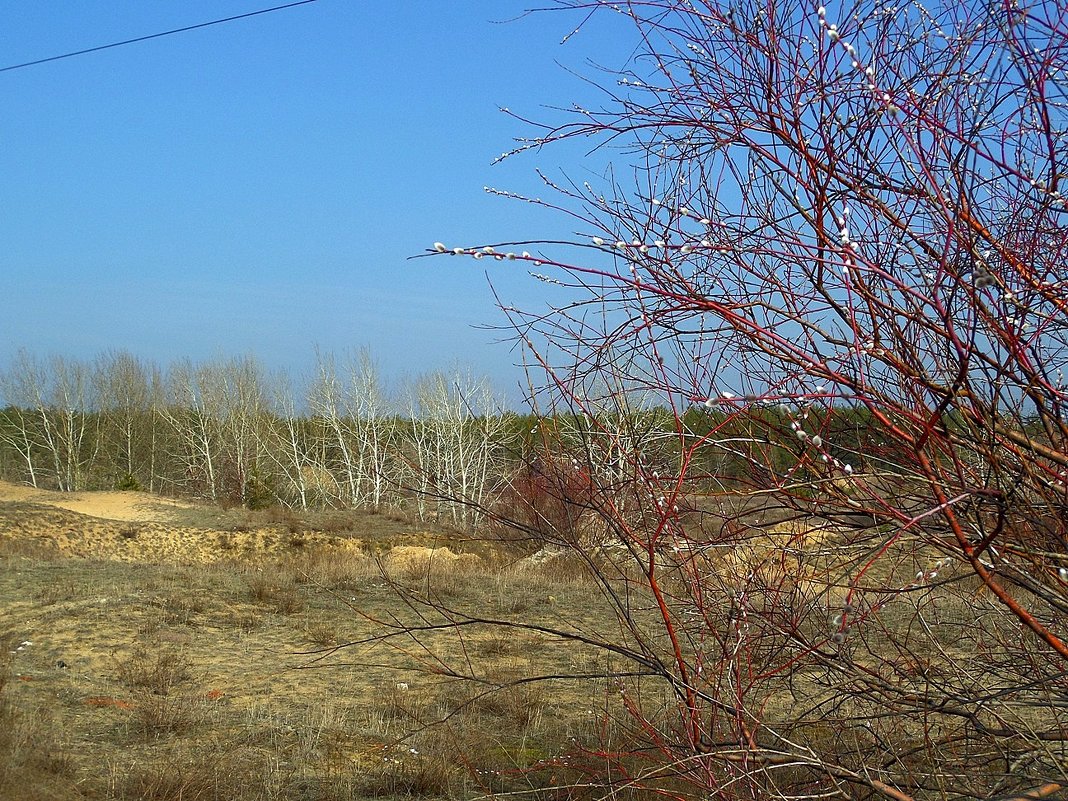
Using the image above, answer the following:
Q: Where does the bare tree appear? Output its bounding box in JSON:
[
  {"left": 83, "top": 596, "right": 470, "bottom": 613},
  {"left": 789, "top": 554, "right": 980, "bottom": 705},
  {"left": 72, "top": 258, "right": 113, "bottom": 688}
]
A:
[
  {"left": 265, "top": 369, "right": 316, "bottom": 510},
  {"left": 0, "top": 351, "right": 102, "bottom": 491},
  {"left": 94, "top": 350, "right": 162, "bottom": 491},
  {"left": 161, "top": 357, "right": 275, "bottom": 505},
  {"left": 0, "top": 355, "right": 44, "bottom": 488},
  {"left": 308, "top": 348, "right": 397, "bottom": 509},
  {"left": 414, "top": 1, "right": 1068, "bottom": 798},
  {"left": 403, "top": 368, "right": 511, "bottom": 530}
]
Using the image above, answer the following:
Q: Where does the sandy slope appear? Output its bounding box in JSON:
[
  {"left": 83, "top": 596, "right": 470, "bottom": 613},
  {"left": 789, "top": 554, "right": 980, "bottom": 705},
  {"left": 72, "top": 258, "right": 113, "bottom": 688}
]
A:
[
  {"left": 0, "top": 480, "right": 198, "bottom": 523},
  {"left": 0, "top": 481, "right": 371, "bottom": 563}
]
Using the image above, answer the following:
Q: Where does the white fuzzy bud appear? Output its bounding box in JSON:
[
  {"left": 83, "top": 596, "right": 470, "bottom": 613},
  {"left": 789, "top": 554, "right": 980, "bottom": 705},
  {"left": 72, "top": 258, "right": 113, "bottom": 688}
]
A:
[{"left": 433, "top": 242, "right": 447, "bottom": 253}]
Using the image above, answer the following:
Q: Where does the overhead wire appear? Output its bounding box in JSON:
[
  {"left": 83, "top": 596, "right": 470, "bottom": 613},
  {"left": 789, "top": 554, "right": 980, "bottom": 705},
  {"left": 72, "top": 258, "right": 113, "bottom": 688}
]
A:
[{"left": 0, "top": 0, "right": 321, "bottom": 75}]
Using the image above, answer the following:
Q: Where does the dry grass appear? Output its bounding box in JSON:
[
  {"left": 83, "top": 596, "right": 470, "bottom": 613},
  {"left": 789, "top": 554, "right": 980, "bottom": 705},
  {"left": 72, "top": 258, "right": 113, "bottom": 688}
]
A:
[
  {"left": 0, "top": 641, "right": 81, "bottom": 800},
  {"left": 130, "top": 692, "right": 206, "bottom": 739},
  {"left": 116, "top": 645, "right": 194, "bottom": 695},
  {"left": 1, "top": 487, "right": 1042, "bottom": 800},
  {"left": 0, "top": 494, "right": 612, "bottom": 801},
  {"left": 244, "top": 570, "right": 306, "bottom": 614}
]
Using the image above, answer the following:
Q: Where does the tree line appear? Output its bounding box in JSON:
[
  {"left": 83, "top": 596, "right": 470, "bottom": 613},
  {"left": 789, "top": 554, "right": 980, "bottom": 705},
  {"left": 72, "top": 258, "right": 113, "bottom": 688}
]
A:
[
  {"left": 0, "top": 348, "right": 923, "bottom": 528},
  {"left": 0, "top": 349, "right": 519, "bottom": 527}
]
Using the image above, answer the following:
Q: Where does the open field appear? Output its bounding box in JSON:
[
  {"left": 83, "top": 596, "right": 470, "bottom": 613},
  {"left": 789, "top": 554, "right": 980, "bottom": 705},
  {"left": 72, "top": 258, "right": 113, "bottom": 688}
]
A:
[
  {"left": 2, "top": 482, "right": 1065, "bottom": 801},
  {"left": 0, "top": 482, "right": 620, "bottom": 801}
]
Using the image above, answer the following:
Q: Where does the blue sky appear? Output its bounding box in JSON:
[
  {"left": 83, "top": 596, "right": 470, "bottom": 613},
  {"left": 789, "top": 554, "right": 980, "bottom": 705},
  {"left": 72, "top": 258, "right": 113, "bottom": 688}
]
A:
[{"left": 0, "top": 1, "right": 631, "bottom": 401}]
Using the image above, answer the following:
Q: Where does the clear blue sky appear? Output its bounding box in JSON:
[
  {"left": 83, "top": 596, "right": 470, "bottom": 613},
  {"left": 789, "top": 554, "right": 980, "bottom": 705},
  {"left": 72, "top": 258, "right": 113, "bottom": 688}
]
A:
[{"left": 0, "top": 1, "right": 630, "bottom": 401}]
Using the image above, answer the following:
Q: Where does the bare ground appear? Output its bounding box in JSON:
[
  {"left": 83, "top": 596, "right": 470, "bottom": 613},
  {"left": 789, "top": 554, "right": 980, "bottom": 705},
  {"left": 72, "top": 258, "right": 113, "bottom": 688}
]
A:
[{"left": 0, "top": 482, "right": 610, "bottom": 801}]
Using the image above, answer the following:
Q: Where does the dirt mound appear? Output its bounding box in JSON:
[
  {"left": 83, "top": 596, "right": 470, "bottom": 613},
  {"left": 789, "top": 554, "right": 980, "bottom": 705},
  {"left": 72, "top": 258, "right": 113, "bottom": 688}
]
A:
[
  {"left": 0, "top": 480, "right": 197, "bottom": 524},
  {"left": 385, "top": 545, "right": 482, "bottom": 576},
  {"left": 0, "top": 501, "right": 366, "bottom": 564},
  {"left": 0, "top": 482, "right": 374, "bottom": 564}
]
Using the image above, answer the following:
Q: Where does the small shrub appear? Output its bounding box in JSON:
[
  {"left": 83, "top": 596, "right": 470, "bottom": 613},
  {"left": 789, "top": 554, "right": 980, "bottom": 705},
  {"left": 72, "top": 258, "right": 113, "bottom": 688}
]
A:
[
  {"left": 316, "top": 513, "right": 357, "bottom": 535},
  {"left": 130, "top": 692, "right": 203, "bottom": 739},
  {"left": 271, "top": 585, "right": 305, "bottom": 615},
  {"left": 0, "top": 537, "right": 60, "bottom": 561},
  {"left": 220, "top": 609, "right": 263, "bottom": 634},
  {"left": 287, "top": 549, "right": 375, "bottom": 591},
  {"left": 242, "top": 466, "right": 279, "bottom": 511},
  {"left": 116, "top": 646, "right": 192, "bottom": 696},
  {"left": 304, "top": 618, "right": 340, "bottom": 648},
  {"left": 245, "top": 572, "right": 275, "bottom": 605},
  {"left": 151, "top": 594, "right": 206, "bottom": 627},
  {"left": 245, "top": 572, "right": 305, "bottom": 614},
  {"left": 490, "top": 456, "right": 599, "bottom": 551},
  {"left": 115, "top": 473, "right": 143, "bottom": 492},
  {"left": 492, "top": 682, "right": 547, "bottom": 729},
  {"left": 476, "top": 631, "right": 523, "bottom": 658},
  {"left": 117, "top": 757, "right": 224, "bottom": 800},
  {"left": 33, "top": 580, "right": 79, "bottom": 606},
  {"left": 374, "top": 685, "right": 432, "bottom": 727},
  {"left": 267, "top": 505, "right": 303, "bottom": 533},
  {"left": 0, "top": 649, "right": 79, "bottom": 801},
  {"left": 355, "top": 749, "right": 454, "bottom": 799},
  {"left": 442, "top": 677, "right": 548, "bottom": 730}
]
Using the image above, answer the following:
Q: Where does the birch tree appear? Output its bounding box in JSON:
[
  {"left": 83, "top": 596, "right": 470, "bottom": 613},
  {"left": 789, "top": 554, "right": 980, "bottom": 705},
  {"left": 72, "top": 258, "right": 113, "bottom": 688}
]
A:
[
  {"left": 95, "top": 350, "right": 162, "bottom": 490},
  {"left": 308, "top": 348, "right": 396, "bottom": 509},
  {"left": 265, "top": 370, "right": 318, "bottom": 510},
  {"left": 0, "top": 358, "right": 44, "bottom": 488},
  {"left": 404, "top": 369, "right": 509, "bottom": 530},
  {"left": 1, "top": 352, "right": 102, "bottom": 491},
  {"left": 159, "top": 359, "right": 223, "bottom": 501}
]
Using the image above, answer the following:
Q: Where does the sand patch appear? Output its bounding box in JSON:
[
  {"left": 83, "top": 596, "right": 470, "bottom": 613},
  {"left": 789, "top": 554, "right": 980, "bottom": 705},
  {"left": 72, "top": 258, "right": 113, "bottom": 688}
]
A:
[
  {"left": 0, "top": 480, "right": 197, "bottom": 524},
  {"left": 0, "top": 484, "right": 367, "bottom": 564},
  {"left": 386, "top": 545, "right": 483, "bottom": 577}
]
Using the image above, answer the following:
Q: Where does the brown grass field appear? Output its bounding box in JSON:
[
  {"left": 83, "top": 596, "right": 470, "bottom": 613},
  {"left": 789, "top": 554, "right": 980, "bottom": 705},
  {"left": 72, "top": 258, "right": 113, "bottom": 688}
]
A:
[
  {"left": 3, "top": 483, "right": 1060, "bottom": 801},
  {"left": 0, "top": 482, "right": 620, "bottom": 801}
]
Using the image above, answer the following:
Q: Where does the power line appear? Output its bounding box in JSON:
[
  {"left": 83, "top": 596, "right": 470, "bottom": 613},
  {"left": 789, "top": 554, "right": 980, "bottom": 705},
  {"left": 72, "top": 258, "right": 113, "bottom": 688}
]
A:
[{"left": 0, "top": 0, "right": 321, "bottom": 75}]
